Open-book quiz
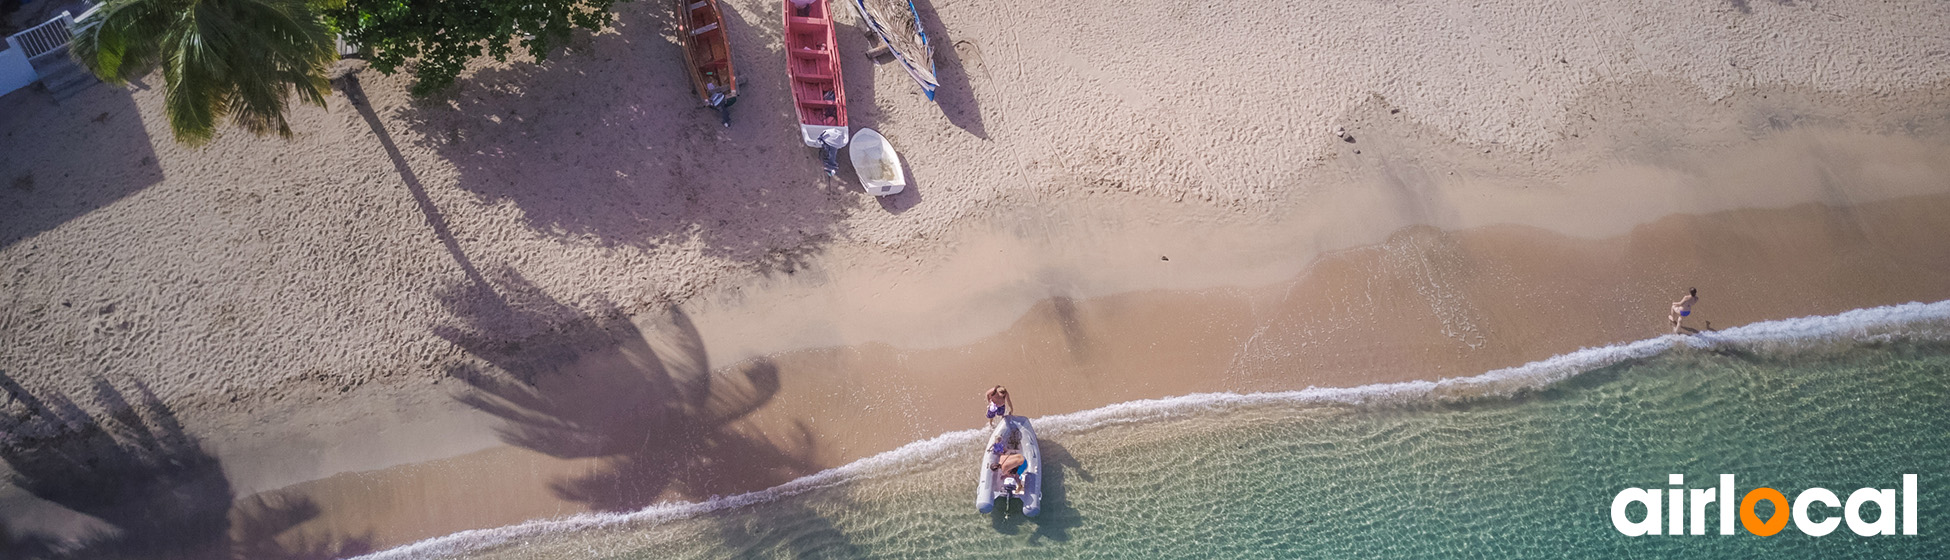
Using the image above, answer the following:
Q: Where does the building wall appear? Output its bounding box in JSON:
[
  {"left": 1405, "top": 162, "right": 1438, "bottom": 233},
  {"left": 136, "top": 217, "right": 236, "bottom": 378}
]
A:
[{"left": 0, "top": 45, "right": 39, "bottom": 97}]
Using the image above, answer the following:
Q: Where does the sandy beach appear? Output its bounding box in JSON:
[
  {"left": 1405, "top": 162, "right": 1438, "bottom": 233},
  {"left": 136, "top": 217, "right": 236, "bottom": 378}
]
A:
[{"left": 4, "top": 0, "right": 1950, "bottom": 556}]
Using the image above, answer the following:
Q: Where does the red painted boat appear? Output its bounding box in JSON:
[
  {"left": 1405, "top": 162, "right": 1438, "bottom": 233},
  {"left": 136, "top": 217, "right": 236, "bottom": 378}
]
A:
[
  {"left": 677, "top": 0, "right": 738, "bottom": 126},
  {"left": 783, "top": 0, "right": 848, "bottom": 153}
]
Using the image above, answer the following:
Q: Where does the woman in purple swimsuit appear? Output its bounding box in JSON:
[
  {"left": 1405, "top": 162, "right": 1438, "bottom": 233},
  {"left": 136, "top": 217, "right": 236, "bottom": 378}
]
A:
[{"left": 985, "top": 385, "right": 1014, "bottom": 426}]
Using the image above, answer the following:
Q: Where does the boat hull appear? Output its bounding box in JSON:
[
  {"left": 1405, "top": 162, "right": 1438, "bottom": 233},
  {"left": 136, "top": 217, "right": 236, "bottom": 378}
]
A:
[
  {"left": 785, "top": 0, "right": 848, "bottom": 148},
  {"left": 801, "top": 124, "right": 847, "bottom": 149},
  {"left": 849, "top": 0, "right": 938, "bottom": 100},
  {"left": 676, "top": 0, "right": 736, "bottom": 108},
  {"left": 848, "top": 128, "right": 905, "bottom": 196}
]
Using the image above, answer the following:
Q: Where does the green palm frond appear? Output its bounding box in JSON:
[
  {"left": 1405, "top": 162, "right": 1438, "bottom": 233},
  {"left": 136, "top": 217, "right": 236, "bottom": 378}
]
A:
[{"left": 71, "top": 0, "right": 337, "bottom": 146}]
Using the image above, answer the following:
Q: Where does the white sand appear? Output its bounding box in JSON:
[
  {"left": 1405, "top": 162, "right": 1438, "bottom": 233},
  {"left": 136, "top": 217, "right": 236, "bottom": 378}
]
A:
[{"left": 1, "top": 0, "right": 1949, "bottom": 526}]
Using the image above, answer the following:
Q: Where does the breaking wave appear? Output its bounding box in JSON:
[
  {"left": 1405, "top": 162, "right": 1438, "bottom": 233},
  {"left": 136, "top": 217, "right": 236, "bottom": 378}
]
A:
[{"left": 358, "top": 300, "right": 1950, "bottom": 560}]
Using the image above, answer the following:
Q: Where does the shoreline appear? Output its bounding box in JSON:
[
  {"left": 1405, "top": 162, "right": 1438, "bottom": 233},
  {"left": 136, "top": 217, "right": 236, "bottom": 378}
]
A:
[
  {"left": 177, "top": 74, "right": 1950, "bottom": 503},
  {"left": 258, "top": 190, "right": 1950, "bottom": 551},
  {"left": 356, "top": 298, "right": 1950, "bottom": 560},
  {"left": 5, "top": 0, "right": 1950, "bottom": 556}
]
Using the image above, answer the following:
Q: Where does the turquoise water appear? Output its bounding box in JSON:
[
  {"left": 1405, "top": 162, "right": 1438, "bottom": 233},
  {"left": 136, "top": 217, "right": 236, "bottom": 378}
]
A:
[{"left": 372, "top": 306, "right": 1950, "bottom": 559}]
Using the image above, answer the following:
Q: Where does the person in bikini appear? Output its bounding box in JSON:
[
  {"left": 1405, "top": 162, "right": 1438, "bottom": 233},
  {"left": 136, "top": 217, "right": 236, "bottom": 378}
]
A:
[
  {"left": 1670, "top": 288, "right": 1698, "bottom": 334},
  {"left": 984, "top": 385, "right": 1014, "bottom": 426}
]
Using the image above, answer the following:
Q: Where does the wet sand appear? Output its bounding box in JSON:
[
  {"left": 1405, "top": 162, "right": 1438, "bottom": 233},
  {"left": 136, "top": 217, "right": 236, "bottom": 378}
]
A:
[
  {"left": 4, "top": 0, "right": 1950, "bottom": 557},
  {"left": 260, "top": 191, "right": 1950, "bottom": 551}
]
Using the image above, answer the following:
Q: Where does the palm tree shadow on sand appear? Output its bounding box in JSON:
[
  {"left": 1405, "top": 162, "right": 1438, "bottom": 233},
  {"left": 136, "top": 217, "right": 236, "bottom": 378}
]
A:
[
  {"left": 988, "top": 439, "right": 1089, "bottom": 543},
  {"left": 433, "top": 268, "right": 821, "bottom": 511},
  {"left": 389, "top": 2, "right": 858, "bottom": 277},
  {"left": 0, "top": 372, "right": 369, "bottom": 559}
]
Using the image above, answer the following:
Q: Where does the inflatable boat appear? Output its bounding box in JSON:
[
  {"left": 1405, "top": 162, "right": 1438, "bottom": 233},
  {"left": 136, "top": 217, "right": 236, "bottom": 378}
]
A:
[{"left": 975, "top": 415, "right": 1041, "bottom": 516}]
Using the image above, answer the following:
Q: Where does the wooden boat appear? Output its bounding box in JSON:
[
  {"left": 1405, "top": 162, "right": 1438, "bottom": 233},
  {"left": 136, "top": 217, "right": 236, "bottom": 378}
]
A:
[
  {"left": 976, "top": 415, "right": 1042, "bottom": 516},
  {"left": 848, "top": 128, "right": 905, "bottom": 196},
  {"left": 784, "top": 0, "right": 848, "bottom": 153},
  {"left": 676, "top": 0, "right": 738, "bottom": 126},
  {"left": 848, "top": 0, "right": 938, "bottom": 100}
]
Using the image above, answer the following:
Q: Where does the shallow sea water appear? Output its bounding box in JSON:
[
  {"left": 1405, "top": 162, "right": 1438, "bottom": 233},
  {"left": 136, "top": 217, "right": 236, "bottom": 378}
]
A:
[{"left": 380, "top": 309, "right": 1950, "bottom": 559}]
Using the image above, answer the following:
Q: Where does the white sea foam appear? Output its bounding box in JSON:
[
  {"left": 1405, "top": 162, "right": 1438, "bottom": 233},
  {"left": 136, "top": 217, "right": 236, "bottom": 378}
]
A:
[{"left": 356, "top": 300, "right": 1950, "bottom": 560}]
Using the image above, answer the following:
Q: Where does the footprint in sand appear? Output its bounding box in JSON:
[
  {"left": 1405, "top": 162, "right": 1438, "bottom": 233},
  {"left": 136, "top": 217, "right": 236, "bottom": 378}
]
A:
[{"left": 954, "top": 40, "right": 990, "bottom": 82}]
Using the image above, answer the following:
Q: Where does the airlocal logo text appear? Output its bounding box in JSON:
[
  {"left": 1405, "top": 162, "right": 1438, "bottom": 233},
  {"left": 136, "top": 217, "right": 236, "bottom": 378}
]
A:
[{"left": 1611, "top": 474, "right": 1918, "bottom": 536}]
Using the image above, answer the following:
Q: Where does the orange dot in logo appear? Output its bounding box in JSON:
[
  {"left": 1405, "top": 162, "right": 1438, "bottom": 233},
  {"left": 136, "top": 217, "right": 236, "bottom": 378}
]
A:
[{"left": 1740, "top": 488, "right": 1791, "bottom": 536}]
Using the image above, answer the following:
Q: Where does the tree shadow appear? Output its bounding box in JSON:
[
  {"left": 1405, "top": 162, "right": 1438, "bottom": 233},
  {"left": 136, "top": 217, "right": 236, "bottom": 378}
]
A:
[
  {"left": 908, "top": 0, "right": 986, "bottom": 139},
  {"left": 433, "top": 267, "right": 820, "bottom": 511},
  {"left": 229, "top": 493, "right": 375, "bottom": 560},
  {"left": 0, "top": 512, "right": 59, "bottom": 558},
  {"left": 0, "top": 372, "right": 368, "bottom": 559},
  {"left": 0, "top": 372, "right": 231, "bottom": 559},
  {"left": 336, "top": 71, "right": 488, "bottom": 288},
  {"left": 988, "top": 438, "right": 1088, "bottom": 543},
  {"left": 0, "top": 85, "right": 162, "bottom": 250},
  {"left": 392, "top": 2, "right": 855, "bottom": 276}
]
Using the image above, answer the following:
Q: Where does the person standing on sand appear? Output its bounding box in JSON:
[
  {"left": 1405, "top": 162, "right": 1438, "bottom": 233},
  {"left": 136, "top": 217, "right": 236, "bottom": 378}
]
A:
[
  {"left": 985, "top": 385, "right": 1014, "bottom": 426},
  {"left": 1670, "top": 288, "right": 1698, "bottom": 334}
]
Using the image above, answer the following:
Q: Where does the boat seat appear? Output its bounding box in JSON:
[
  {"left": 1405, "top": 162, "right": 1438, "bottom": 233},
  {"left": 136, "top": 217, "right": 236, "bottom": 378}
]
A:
[
  {"left": 688, "top": 0, "right": 708, "bottom": 9},
  {"left": 690, "top": 22, "right": 719, "bottom": 35}
]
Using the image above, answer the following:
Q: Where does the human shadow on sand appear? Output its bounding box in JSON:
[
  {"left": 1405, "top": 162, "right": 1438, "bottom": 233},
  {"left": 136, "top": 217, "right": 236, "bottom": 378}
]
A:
[
  {"left": 394, "top": 2, "right": 861, "bottom": 275},
  {"left": 988, "top": 439, "right": 1089, "bottom": 543},
  {"left": 433, "top": 268, "right": 820, "bottom": 511},
  {"left": 0, "top": 372, "right": 369, "bottom": 559}
]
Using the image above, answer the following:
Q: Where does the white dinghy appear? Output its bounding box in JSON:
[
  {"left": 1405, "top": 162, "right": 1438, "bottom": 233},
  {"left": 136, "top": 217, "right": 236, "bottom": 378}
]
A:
[
  {"left": 975, "top": 415, "right": 1041, "bottom": 516},
  {"left": 847, "top": 128, "right": 906, "bottom": 196}
]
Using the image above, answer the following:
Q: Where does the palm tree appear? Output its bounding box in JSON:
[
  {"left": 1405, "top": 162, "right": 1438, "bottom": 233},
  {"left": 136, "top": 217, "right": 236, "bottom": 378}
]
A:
[{"left": 69, "top": 0, "right": 338, "bottom": 146}]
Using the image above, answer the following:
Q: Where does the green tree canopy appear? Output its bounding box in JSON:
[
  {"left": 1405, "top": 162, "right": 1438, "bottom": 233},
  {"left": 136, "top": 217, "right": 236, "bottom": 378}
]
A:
[
  {"left": 323, "top": 0, "right": 625, "bottom": 96},
  {"left": 70, "top": 0, "right": 338, "bottom": 146}
]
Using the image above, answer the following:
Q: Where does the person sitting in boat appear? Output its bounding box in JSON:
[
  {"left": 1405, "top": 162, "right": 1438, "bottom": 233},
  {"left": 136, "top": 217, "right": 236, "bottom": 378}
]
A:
[
  {"left": 992, "top": 450, "right": 1027, "bottom": 495},
  {"left": 789, "top": 0, "right": 815, "bottom": 16},
  {"left": 992, "top": 451, "right": 1026, "bottom": 474},
  {"left": 984, "top": 385, "right": 1014, "bottom": 426},
  {"left": 988, "top": 427, "right": 1021, "bottom": 455}
]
